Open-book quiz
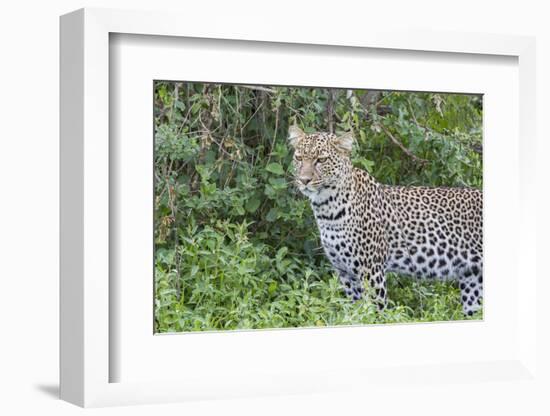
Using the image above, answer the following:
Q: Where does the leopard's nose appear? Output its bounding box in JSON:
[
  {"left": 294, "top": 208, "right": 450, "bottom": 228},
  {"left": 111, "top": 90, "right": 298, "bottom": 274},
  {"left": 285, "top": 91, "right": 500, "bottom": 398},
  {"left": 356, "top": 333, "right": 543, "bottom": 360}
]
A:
[{"left": 299, "top": 177, "right": 312, "bottom": 186}]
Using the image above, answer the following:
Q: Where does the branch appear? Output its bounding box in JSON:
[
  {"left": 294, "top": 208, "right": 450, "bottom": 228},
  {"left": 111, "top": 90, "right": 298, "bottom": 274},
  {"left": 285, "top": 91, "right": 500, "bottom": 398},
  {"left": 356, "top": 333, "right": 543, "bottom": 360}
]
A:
[
  {"left": 353, "top": 91, "right": 428, "bottom": 165},
  {"left": 406, "top": 99, "right": 428, "bottom": 133},
  {"left": 378, "top": 123, "right": 428, "bottom": 165},
  {"left": 241, "top": 85, "right": 276, "bottom": 93}
]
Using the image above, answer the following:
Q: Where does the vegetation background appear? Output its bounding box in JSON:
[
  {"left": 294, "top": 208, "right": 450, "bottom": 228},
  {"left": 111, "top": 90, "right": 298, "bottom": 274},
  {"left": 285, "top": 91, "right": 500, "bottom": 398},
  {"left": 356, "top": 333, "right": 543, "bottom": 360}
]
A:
[{"left": 154, "top": 82, "right": 483, "bottom": 333}]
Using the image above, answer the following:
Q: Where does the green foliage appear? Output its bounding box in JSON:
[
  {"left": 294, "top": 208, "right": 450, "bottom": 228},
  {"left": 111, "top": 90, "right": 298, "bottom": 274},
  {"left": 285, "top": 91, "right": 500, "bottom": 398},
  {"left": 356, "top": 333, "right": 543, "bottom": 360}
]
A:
[{"left": 154, "top": 82, "right": 483, "bottom": 333}]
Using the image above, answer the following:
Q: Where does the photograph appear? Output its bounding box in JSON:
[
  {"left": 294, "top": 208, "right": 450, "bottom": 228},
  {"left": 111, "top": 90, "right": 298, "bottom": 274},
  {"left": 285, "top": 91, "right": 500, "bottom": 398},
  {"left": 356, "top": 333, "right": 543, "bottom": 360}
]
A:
[{"left": 153, "top": 81, "right": 483, "bottom": 333}]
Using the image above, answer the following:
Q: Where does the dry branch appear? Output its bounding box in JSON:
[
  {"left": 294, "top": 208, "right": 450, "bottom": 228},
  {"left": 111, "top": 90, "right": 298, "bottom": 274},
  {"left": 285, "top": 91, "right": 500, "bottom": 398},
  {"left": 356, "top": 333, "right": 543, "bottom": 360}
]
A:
[{"left": 241, "top": 85, "right": 276, "bottom": 94}]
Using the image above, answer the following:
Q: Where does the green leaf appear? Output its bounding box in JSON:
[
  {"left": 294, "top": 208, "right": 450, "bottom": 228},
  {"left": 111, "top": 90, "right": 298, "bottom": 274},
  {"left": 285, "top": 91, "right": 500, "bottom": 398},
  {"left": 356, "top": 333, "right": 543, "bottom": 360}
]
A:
[
  {"left": 265, "top": 163, "right": 285, "bottom": 175},
  {"left": 234, "top": 205, "right": 245, "bottom": 216},
  {"left": 268, "top": 281, "right": 278, "bottom": 294},
  {"left": 245, "top": 197, "right": 261, "bottom": 213},
  {"left": 276, "top": 246, "right": 288, "bottom": 260},
  {"left": 357, "top": 158, "right": 375, "bottom": 172},
  {"left": 268, "top": 177, "right": 287, "bottom": 190},
  {"left": 265, "top": 208, "right": 278, "bottom": 222}
]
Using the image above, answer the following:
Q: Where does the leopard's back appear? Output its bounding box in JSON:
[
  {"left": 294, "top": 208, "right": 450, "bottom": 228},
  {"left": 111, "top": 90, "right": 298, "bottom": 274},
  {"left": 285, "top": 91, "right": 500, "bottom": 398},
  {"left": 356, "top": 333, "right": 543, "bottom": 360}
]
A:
[{"left": 380, "top": 185, "right": 482, "bottom": 281}]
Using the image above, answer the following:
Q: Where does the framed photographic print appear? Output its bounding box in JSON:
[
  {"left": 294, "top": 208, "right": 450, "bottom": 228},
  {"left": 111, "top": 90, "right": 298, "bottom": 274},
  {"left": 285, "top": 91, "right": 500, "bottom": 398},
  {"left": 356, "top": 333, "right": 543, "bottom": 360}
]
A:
[{"left": 60, "top": 7, "right": 540, "bottom": 408}]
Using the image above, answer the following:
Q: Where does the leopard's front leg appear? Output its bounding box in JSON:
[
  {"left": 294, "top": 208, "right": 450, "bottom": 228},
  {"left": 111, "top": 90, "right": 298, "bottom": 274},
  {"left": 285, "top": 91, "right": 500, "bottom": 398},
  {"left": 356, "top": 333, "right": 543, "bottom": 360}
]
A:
[
  {"left": 361, "top": 262, "right": 388, "bottom": 310},
  {"left": 337, "top": 263, "right": 387, "bottom": 309},
  {"left": 336, "top": 268, "right": 365, "bottom": 301},
  {"left": 359, "top": 229, "right": 389, "bottom": 310}
]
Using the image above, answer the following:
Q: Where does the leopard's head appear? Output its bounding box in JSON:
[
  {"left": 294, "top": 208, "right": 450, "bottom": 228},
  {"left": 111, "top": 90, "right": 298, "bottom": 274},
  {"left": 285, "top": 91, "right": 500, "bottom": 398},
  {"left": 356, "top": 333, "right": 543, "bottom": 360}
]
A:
[{"left": 288, "top": 126, "right": 354, "bottom": 196}]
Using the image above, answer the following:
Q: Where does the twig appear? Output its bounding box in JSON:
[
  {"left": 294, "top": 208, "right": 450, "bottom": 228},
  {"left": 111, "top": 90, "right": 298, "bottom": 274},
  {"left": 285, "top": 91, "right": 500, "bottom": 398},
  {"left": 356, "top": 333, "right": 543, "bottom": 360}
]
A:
[
  {"left": 406, "top": 99, "right": 430, "bottom": 136},
  {"left": 326, "top": 89, "right": 335, "bottom": 134},
  {"left": 266, "top": 106, "right": 280, "bottom": 166},
  {"left": 207, "top": 133, "right": 240, "bottom": 160},
  {"left": 190, "top": 86, "right": 214, "bottom": 193},
  {"left": 378, "top": 123, "right": 429, "bottom": 165},
  {"left": 169, "top": 82, "right": 181, "bottom": 122},
  {"left": 241, "top": 101, "right": 264, "bottom": 131}
]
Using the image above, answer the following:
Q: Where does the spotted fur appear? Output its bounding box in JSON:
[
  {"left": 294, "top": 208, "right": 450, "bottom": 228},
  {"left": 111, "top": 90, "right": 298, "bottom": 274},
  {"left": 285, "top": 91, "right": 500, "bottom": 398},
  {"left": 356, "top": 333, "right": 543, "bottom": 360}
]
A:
[{"left": 289, "top": 126, "right": 483, "bottom": 316}]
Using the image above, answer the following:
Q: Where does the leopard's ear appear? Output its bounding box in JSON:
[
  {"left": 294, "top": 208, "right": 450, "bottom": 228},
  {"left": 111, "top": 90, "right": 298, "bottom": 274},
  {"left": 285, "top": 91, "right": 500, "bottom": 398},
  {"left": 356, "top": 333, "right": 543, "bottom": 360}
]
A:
[
  {"left": 288, "top": 125, "right": 305, "bottom": 148},
  {"left": 332, "top": 132, "right": 355, "bottom": 154}
]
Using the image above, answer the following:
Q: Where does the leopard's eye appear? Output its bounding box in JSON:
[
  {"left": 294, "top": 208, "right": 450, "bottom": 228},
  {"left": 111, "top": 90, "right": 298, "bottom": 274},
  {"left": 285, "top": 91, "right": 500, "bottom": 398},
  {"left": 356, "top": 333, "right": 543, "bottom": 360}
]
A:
[
  {"left": 317, "top": 156, "right": 328, "bottom": 164},
  {"left": 294, "top": 155, "right": 303, "bottom": 161}
]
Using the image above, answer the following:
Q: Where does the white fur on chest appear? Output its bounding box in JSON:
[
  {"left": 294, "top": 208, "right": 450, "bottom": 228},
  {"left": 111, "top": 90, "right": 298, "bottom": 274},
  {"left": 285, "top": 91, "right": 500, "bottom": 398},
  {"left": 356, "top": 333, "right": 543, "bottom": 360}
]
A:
[{"left": 308, "top": 188, "right": 352, "bottom": 271}]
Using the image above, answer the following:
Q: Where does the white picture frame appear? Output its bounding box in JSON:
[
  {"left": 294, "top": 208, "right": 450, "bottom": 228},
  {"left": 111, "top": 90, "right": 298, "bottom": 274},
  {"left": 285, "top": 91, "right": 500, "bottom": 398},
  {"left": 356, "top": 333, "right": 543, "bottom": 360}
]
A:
[{"left": 60, "top": 7, "right": 539, "bottom": 408}]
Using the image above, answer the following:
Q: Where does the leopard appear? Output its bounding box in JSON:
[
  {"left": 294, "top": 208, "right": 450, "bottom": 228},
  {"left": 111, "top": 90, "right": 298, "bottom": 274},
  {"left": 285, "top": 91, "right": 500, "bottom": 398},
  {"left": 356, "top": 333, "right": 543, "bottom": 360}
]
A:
[{"left": 288, "top": 125, "right": 483, "bottom": 316}]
